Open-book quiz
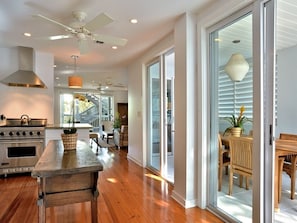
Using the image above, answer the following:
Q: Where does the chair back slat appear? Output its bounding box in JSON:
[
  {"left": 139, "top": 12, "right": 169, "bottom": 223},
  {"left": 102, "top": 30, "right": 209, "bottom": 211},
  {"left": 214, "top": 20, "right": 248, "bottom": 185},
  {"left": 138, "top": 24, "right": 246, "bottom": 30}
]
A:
[{"left": 229, "top": 137, "right": 253, "bottom": 173}]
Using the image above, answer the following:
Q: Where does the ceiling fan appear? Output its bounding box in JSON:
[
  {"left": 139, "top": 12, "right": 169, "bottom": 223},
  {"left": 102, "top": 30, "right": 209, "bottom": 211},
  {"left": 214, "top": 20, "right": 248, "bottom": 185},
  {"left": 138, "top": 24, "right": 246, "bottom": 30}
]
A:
[
  {"left": 34, "top": 11, "right": 128, "bottom": 54},
  {"left": 95, "top": 79, "right": 127, "bottom": 92}
]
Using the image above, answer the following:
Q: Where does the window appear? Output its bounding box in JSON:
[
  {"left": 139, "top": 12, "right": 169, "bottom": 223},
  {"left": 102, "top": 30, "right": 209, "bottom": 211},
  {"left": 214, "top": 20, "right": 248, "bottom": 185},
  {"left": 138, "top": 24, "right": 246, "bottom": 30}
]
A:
[
  {"left": 60, "top": 93, "right": 114, "bottom": 130},
  {"left": 101, "top": 95, "right": 114, "bottom": 121}
]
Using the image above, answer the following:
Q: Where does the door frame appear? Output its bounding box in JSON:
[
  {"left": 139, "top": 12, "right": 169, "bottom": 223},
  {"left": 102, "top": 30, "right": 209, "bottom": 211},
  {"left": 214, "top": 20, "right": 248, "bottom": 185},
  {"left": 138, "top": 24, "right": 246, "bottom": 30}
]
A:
[{"left": 196, "top": 0, "right": 276, "bottom": 222}]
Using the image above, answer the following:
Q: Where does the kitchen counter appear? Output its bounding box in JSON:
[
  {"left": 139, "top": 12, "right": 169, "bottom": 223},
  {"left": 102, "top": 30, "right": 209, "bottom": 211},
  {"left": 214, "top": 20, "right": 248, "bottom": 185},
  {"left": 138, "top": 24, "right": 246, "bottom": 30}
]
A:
[
  {"left": 32, "top": 140, "right": 103, "bottom": 222},
  {"left": 46, "top": 123, "right": 92, "bottom": 129},
  {"left": 45, "top": 123, "right": 92, "bottom": 145}
]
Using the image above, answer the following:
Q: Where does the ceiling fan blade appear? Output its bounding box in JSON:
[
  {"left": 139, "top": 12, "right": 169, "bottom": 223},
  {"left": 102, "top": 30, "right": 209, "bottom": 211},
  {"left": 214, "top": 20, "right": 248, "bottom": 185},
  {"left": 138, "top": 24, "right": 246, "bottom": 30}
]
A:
[
  {"left": 93, "top": 34, "right": 128, "bottom": 46},
  {"left": 33, "top": 14, "right": 76, "bottom": 33},
  {"left": 78, "top": 39, "right": 89, "bottom": 55},
  {"left": 84, "top": 13, "right": 113, "bottom": 31},
  {"left": 47, "top": 34, "right": 72, "bottom": 40}
]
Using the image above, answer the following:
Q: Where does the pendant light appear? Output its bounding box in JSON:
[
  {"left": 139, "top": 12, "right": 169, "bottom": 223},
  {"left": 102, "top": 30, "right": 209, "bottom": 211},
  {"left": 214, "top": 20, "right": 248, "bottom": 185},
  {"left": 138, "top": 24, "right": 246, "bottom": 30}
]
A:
[
  {"left": 224, "top": 53, "right": 249, "bottom": 82},
  {"left": 68, "top": 55, "right": 82, "bottom": 88}
]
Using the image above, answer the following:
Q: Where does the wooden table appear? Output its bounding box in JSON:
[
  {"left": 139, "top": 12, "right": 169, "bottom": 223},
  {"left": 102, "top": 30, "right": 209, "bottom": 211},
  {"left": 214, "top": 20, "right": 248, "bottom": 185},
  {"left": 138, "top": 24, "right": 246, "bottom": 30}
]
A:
[
  {"left": 274, "top": 139, "right": 297, "bottom": 210},
  {"left": 31, "top": 140, "right": 103, "bottom": 223}
]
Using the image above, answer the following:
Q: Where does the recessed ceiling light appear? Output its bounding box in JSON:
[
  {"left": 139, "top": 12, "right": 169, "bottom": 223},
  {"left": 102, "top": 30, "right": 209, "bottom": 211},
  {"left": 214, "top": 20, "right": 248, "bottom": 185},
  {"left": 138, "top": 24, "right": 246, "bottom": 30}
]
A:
[
  {"left": 55, "top": 77, "right": 60, "bottom": 80},
  {"left": 24, "top": 32, "right": 31, "bottom": 37},
  {"left": 130, "top": 18, "right": 138, "bottom": 24},
  {"left": 214, "top": 38, "right": 221, "bottom": 42},
  {"left": 112, "top": 46, "right": 118, "bottom": 49}
]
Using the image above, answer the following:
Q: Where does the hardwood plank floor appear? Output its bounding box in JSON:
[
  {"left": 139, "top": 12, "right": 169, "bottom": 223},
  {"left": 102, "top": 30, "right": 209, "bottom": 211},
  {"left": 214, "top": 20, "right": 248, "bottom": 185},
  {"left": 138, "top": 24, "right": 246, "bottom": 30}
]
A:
[{"left": 0, "top": 147, "right": 223, "bottom": 223}]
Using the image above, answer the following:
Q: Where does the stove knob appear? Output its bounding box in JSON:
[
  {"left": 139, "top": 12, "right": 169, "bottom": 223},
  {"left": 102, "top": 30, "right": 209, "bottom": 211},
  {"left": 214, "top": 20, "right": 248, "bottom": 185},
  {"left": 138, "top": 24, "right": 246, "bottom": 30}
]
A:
[
  {"left": 37, "top": 131, "right": 41, "bottom": 136},
  {"left": 22, "top": 131, "right": 26, "bottom": 136},
  {"left": 0, "top": 132, "right": 4, "bottom": 136},
  {"left": 16, "top": 132, "right": 20, "bottom": 136},
  {"left": 29, "top": 131, "right": 33, "bottom": 136},
  {"left": 9, "top": 132, "right": 13, "bottom": 136}
]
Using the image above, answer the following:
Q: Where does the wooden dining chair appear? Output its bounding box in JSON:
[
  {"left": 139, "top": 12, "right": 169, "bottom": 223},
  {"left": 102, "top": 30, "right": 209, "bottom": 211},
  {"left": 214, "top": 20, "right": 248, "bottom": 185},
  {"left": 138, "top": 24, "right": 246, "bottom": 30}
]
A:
[
  {"left": 218, "top": 134, "right": 230, "bottom": 191},
  {"left": 279, "top": 133, "right": 297, "bottom": 199},
  {"left": 228, "top": 136, "right": 253, "bottom": 195}
]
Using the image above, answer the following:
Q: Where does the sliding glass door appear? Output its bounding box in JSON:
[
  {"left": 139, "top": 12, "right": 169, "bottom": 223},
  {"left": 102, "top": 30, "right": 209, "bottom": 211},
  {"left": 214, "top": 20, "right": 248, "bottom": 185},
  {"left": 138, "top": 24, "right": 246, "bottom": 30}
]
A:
[
  {"left": 147, "top": 49, "right": 175, "bottom": 182},
  {"left": 209, "top": 12, "right": 254, "bottom": 222},
  {"left": 207, "top": 1, "right": 276, "bottom": 221}
]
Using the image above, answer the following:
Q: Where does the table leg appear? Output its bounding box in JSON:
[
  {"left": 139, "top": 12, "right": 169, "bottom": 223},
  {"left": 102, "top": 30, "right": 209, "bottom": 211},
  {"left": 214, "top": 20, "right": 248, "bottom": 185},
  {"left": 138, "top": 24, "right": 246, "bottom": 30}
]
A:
[
  {"left": 278, "top": 157, "right": 285, "bottom": 203},
  {"left": 37, "top": 177, "right": 46, "bottom": 223},
  {"left": 290, "top": 155, "right": 297, "bottom": 199},
  {"left": 91, "top": 198, "right": 98, "bottom": 223}
]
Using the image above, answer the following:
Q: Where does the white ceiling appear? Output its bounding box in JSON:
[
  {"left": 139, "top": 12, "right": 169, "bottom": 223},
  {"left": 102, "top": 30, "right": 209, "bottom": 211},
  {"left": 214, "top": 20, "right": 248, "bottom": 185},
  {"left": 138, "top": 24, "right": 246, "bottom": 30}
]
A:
[
  {"left": 0, "top": 0, "right": 214, "bottom": 89},
  {"left": 0, "top": 0, "right": 296, "bottom": 90}
]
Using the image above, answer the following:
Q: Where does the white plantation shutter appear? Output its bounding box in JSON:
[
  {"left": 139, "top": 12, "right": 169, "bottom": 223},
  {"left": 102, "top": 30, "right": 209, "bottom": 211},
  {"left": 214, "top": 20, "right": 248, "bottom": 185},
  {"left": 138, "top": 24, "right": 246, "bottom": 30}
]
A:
[{"left": 218, "top": 60, "right": 253, "bottom": 119}]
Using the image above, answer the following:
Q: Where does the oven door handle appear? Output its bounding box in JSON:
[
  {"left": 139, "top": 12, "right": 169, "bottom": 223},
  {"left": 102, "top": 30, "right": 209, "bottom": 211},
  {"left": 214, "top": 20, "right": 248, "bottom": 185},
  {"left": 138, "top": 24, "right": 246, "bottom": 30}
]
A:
[{"left": 0, "top": 139, "right": 44, "bottom": 144}]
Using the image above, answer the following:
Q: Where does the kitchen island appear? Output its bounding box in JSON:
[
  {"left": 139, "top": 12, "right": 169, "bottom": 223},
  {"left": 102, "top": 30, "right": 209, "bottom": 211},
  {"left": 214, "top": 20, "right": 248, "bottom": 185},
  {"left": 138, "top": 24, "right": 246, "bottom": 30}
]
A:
[
  {"left": 45, "top": 123, "right": 92, "bottom": 145},
  {"left": 32, "top": 140, "right": 103, "bottom": 223}
]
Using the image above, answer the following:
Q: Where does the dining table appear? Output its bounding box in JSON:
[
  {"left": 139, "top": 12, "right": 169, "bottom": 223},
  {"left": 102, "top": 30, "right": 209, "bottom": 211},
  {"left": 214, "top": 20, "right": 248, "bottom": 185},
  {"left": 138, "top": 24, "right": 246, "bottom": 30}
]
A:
[
  {"left": 274, "top": 139, "right": 297, "bottom": 210},
  {"left": 221, "top": 135, "right": 297, "bottom": 211}
]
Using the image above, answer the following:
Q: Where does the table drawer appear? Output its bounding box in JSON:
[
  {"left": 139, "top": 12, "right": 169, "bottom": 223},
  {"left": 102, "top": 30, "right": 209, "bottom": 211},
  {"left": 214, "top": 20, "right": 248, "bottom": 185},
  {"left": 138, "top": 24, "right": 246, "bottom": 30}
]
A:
[{"left": 44, "top": 172, "right": 95, "bottom": 193}]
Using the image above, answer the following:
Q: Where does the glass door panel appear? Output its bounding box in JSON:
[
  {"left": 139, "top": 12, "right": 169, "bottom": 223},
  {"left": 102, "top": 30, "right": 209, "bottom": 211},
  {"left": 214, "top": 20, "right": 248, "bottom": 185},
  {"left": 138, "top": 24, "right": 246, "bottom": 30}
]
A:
[
  {"left": 164, "top": 50, "right": 175, "bottom": 182},
  {"left": 147, "top": 50, "right": 175, "bottom": 182},
  {"left": 148, "top": 60, "right": 161, "bottom": 172},
  {"left": 209, "top": 13, "right": 253, "bottom": 222}
]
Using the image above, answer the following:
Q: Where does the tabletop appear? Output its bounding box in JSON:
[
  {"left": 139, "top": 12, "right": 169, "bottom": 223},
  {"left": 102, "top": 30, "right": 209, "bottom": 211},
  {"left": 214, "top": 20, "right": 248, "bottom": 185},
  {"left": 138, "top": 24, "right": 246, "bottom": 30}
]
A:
[
  {"left": 275, "top": 139, "right": 297, "bottom": 152},
  {"left": 32, "top": 140, "right": 103, "bottom": 178}
]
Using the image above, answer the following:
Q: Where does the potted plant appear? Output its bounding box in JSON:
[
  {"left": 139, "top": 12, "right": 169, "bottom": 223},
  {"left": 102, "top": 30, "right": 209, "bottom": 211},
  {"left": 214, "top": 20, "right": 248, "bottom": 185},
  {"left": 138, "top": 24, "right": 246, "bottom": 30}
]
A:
[
  {"left": 61, "top": 98, "right": 78, "bottom": 150},
  {"left": 224, "top": 105, "right": 250, "bottom": 137},
  {"left": 113, "top": 112, "right": 121, "bottom": 130}
]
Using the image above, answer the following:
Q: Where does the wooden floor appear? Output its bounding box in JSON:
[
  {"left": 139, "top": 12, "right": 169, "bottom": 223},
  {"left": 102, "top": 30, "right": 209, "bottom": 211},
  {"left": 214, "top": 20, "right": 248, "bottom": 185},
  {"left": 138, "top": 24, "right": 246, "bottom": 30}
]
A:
[{"left": 0, "top": 147, "right": 223, "bottom": 223}]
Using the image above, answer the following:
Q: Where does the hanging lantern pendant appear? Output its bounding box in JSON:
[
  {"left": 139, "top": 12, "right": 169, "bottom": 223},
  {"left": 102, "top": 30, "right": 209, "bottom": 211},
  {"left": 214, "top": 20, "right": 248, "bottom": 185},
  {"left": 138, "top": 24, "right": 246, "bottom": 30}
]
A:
[
  {"left": 224, "top": 53, "right": 249, "bottom": 82},
  {"left": 68, "top": 55, "right": 83, "bottom": 88}
]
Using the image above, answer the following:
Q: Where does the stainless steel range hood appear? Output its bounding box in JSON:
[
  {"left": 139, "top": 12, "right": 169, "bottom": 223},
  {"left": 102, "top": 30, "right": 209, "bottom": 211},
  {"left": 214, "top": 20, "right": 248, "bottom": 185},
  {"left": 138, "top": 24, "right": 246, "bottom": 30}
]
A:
[{"left": 0, "top": 46, "right": 47, "bottom": 88}]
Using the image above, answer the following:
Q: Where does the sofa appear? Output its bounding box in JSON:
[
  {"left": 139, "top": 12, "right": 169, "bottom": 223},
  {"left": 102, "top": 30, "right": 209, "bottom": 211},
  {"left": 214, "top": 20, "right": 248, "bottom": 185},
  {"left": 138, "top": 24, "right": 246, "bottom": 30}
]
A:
[{"left": 114, "top": 125, "right": 128, "bottom": 149}]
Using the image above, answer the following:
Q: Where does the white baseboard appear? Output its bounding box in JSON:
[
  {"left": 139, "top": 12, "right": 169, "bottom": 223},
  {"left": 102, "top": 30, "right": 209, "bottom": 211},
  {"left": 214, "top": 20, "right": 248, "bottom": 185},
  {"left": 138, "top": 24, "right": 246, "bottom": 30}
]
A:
[{"left": 171, "top": 190, "right": 197, "bottom": 208}]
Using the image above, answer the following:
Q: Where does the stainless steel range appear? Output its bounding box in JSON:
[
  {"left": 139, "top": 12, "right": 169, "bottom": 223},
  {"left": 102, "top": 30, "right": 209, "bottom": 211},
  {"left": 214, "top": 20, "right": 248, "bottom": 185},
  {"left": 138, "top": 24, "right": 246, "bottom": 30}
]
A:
[{"left": 0, "top": 116, "right": 47, "bottom": 177}]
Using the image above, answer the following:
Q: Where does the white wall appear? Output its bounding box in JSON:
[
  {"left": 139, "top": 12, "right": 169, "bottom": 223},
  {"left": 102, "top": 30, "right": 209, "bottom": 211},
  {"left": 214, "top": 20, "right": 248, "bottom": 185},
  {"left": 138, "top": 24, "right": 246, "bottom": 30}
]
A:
[
  {"left": 171, "top": 13, "right": 197, "bottom": 208},
  {"left": 127, "top": 13, "right": 197, "bottom": 208},
  {"left": 127, "top": 34, "right": 174, "bottom": 166},
  {"left": 276, "top": 45, "right": 297, "bottom": 136},
  {"left": 0, "top": 47, "right": 54, "bottom": 123}
]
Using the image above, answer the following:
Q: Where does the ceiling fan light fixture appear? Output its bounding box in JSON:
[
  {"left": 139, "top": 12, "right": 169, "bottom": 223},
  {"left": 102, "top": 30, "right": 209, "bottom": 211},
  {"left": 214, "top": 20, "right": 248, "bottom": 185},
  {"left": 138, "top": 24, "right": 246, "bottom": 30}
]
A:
[
  {"left": 77, "top": 32, "right": 86, "bottom": 40},
  {"left": 224, "top": 53, "right": 249, "bottom": 82}
]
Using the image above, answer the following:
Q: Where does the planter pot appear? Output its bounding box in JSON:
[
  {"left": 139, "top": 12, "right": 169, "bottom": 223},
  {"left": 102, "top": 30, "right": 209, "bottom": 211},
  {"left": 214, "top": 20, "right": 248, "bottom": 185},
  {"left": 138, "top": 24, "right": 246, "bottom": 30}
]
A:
[
  {"left": 231, "top": 127, "right": 241, "bottom": 137},
  {"left": 61, "top": 133, "right": 78, "bottom": 150}
]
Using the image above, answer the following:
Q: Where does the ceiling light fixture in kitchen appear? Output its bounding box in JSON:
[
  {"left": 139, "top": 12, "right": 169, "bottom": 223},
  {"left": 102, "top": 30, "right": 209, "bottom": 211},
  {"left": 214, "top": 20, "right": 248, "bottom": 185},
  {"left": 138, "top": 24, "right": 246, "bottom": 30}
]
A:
[
  {"left": 68, "top": 55, "right": 82, "bottom": 88},
  {"left": 130, "top": 18, "right": 138, "bottom": 24}
]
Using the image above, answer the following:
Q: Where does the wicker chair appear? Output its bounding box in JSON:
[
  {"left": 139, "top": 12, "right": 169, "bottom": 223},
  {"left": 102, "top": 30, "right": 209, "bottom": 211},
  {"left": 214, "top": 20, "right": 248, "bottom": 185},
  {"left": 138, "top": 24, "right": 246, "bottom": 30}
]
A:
[
  {"left": 228, "top": 136, "right": 253, "bottom": 195},
  {"left": 218, "top": 134, "right": 230, "bottom": 191},
  {"left": 279, "top": 133, "right": 297, "bottom": 199}
]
